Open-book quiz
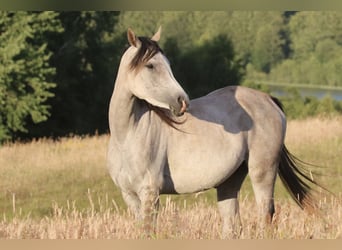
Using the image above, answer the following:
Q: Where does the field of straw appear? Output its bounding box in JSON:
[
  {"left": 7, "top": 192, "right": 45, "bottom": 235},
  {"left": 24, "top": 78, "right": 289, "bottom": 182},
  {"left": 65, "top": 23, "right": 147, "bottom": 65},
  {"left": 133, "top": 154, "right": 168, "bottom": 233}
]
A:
[{"left": 0, "top": 116, "right": 341, "bottom": 239}]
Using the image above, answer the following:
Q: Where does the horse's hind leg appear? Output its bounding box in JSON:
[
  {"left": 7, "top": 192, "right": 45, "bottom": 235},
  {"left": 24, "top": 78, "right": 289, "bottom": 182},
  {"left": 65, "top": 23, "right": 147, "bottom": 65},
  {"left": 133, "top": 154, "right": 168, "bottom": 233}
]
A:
[
  {"left": 216, "top": 162, "right": 248, "bottom": 239},
  {"left": 248, "top": 156, "right": 278, "bottom": 228}
]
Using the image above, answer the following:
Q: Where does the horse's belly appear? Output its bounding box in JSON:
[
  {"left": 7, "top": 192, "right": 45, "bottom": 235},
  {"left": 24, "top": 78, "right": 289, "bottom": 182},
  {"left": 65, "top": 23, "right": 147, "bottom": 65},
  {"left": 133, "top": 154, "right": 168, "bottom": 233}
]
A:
[
  {"left": 168, "top": 165, "right": 243, "bottom": 194},
  {"left": 163, "top": 132, "right": 246, "bottom": 194}
]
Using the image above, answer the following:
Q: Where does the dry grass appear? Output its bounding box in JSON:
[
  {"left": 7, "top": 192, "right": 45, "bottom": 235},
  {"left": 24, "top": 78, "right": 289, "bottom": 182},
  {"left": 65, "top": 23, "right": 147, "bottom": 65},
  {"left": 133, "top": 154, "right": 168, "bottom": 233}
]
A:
[
  {"left": 0, "top": 116, "right": 341, "bottom": 239},
  {"left": 285, "top": 116, "right": 342, "bottom": 151},
  {"left": 0, "top": 135, "right": 122, "bottom": 218},
  {"left": 284, "top": 116, "right": 342, "bottom": 192},
  {"left": 1, "top": 196, "right": 341, "bottom": 239}
]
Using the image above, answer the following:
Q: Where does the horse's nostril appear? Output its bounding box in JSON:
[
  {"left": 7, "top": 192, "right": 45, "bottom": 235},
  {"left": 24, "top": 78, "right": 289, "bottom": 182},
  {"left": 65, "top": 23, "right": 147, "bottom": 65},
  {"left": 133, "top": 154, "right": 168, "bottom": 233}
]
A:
[
  {"left": 178, "top": 96, "right": 188, "bottom": 106},
  {"left": 178, "top": 97, "right": 188, "bottom": 115}
]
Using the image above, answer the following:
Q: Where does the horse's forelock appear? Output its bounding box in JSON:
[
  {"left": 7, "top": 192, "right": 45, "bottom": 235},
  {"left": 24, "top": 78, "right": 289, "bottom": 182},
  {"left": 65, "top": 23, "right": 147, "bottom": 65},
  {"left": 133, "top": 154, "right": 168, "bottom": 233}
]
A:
[{"left": 129, "top": 36, "right": 163, "bottom": 70}]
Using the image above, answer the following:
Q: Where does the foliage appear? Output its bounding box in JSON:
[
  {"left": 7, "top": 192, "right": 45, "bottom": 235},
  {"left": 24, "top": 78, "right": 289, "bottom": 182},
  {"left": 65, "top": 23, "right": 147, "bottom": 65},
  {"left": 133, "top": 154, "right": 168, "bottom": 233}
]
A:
[
  {"left": 251, "top": 23, "right": 285, "bottom": 73},
  {"left": 243, "top": 81, "right": 342, "bottom": 119},
  {"left": 164, "top": 34, "right": 243, "bottom": 98},
  {"left": 25, "top": 11, "right": 125, "bottom": 138},
  {"left": 118, "top": 11, "right": 286, "bottom": 70},
  {"left": 1, "top": 11, "right": 342, "bottom": 142},
  {"left": 281, "top": 92, "right": 342, "bottom": 119},
  {"left": 0, "top": 11, "right": 62, "bottom": 142},
  {"left": 264, "top": 12, "right": 342, "bottom": 87}
]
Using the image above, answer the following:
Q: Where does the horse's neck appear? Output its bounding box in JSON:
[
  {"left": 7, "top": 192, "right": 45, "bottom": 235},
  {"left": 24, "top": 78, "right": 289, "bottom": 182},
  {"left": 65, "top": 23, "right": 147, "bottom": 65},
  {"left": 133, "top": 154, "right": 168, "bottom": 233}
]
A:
[{"left": 109, "top": 76, "right": 148, "bottom": 144}]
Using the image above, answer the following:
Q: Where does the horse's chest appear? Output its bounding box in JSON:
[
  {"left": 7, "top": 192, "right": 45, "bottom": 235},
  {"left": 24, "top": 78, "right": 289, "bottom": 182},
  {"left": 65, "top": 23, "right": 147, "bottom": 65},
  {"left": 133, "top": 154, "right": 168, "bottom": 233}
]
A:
[{"left": 109, "top": 136, "right": 166, "bottom": 191}]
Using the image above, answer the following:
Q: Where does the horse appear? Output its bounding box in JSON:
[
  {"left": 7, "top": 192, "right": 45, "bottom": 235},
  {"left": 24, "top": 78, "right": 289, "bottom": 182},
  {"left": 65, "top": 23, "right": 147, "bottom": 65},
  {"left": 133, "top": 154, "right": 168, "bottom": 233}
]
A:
[{"left": 107, "top": 27, "right": 322, "bottom": 238}]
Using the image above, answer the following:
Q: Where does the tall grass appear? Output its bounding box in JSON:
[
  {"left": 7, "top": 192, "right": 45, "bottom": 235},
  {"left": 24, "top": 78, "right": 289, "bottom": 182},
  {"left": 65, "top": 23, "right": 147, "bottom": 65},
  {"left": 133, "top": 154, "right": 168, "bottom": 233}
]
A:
[
  {"left": 0, "top": 136, "right": 124, "bottom": 219},
  {"left": 1, "top": 196, "right": 341, "bottom": 239},
  {"left": 0, "top": 116, "right": 341, "bottom": 239}
]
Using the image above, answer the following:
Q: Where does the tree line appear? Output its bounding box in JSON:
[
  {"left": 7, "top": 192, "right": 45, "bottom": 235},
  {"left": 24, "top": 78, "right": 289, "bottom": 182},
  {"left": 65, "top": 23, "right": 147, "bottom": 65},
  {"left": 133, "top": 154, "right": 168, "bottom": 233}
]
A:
[{"left": 1, "top": 11, "right": 342, "bottom": 143}]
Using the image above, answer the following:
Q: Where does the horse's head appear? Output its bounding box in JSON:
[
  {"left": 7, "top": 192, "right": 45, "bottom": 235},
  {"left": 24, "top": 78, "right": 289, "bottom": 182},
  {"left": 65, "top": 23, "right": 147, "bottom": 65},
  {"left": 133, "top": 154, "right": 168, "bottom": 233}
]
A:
[{"left": 122, "top": 27, "right": 189, "bottom": 117}]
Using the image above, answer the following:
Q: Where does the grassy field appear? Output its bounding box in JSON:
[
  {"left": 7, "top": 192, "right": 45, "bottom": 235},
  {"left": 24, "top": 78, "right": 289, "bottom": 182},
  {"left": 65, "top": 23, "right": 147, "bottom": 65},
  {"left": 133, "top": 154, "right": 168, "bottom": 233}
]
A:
[{"left": 0, "top": 116, "right": 341, "bottom": 239}]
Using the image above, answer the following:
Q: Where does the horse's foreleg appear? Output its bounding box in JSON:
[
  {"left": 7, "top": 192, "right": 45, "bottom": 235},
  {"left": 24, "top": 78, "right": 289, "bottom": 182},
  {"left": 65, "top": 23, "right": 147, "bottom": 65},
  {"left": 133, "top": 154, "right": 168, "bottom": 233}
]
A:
[
  {"left": 216, "top": 163, "right": 247, "bottom": 239},
  {"left": 139, "top": 187, "right": 160, "bottom": 237},
  {"left": 121, "top": 190, "right": 141, "bottom": 219}
]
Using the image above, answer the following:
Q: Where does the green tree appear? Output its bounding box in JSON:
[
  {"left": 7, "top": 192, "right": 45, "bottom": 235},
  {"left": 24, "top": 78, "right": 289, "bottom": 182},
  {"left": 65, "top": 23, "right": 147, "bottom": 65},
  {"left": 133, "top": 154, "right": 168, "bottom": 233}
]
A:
[
  {"left": 0, "top": 11, "right": 62, "bottom": 142},
  {"left": 119, "top": 11, "right": 286, "bottom": 68},
  {"left": 267, "top": 12, "right": 342, "bottom": 87},
  {"left": 289, "top": 11, "right": 342, "bottom": 60},
  {"left": 165, "top": 35, "right": 243, "bottom": 98},
  {"left": 27, "top": 11, "right": 125, "bottom": 138},
  {"left": 117, "top": 11, "right": 164, "bottom": 37},
  {"left": 251, "top": 23, "right": 285, "bottom": 73}
]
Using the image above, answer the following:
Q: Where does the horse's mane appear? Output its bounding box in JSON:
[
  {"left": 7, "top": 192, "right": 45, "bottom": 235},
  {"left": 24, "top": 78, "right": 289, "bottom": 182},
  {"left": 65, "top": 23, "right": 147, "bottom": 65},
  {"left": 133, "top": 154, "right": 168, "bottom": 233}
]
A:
[
  {"left": 146, "top": 102, "right": 185, "bottom": 130},
  {"left": 130, "top": 36, "right": 164, "bottom": 70},
  {"left": 270, "top": 96, "right": 284, "bottom": 112}
]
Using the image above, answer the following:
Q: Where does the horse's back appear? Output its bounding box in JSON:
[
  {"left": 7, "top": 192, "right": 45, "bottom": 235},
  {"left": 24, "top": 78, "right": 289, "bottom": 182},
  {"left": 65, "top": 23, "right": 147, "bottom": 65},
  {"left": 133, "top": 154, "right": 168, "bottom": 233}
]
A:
[
  {"left": 188, "top": 85, "right": 286, "bottom": 158},
  {"left": 189, "top": 86, "right": 285, "bottom": 129},
  {"left": 187, "top": 86, "right": 251, "bottom": 133}
]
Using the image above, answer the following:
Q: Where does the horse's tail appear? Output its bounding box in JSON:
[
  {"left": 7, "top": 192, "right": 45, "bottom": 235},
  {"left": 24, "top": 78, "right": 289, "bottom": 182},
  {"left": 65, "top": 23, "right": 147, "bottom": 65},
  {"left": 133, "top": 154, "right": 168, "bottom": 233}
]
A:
[
  {"left": 269, "top": 95, "right": 328, "bottom": 212},
  {"left": 278, "top": 146, "right": 327, "bottom": 212}
]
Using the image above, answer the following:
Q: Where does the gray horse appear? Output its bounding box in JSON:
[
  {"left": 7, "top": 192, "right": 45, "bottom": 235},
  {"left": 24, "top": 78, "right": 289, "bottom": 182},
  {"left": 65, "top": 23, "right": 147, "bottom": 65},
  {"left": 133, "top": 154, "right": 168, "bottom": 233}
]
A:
[{"left": 107, "top": 27, "right": 321, "bottom": 237}]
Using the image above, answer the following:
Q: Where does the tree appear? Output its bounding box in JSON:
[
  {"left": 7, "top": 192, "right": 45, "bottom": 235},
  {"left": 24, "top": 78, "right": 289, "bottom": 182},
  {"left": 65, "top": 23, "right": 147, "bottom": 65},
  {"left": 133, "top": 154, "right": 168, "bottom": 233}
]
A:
[
  {"left": 0, "top": 11, "right": 62, "bottom": 142},
  {"left": 165, "top": 35, "right": 243, "bottom": 98},
  {"left": 289, "top": 11, "right": 342, "bottom": 60},
  {"left": 268, "top": 11, "right": 342, "bottom": 87},
  {"left": 227, "top": 11, "right": 285, "bottom": 67},
  {"left": 26, "top": 11, "right": 125, "bottom": 138},
  {"left": 251, "top": 23, "right": 285, "bottom": 73}
]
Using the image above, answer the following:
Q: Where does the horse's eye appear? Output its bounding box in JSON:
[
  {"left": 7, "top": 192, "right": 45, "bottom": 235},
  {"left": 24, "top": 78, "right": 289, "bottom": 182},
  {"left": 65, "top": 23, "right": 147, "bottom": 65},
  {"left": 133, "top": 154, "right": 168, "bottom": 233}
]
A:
[{"left": 146, "top": 63, "right": 154, "bottom": 69}]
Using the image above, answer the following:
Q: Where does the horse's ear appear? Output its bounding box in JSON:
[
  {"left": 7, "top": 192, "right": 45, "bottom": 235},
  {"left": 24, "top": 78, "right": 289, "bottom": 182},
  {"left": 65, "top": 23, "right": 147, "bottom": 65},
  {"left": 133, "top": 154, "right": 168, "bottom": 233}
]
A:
[
  {"left": 127, "top": 28, "right": 140, "bottom": 48},
  {"left": 151, "top": 26, "right": 162, "bottom": 42}
]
